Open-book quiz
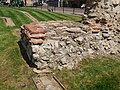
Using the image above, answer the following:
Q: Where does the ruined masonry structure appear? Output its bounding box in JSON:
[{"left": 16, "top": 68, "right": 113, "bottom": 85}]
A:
[
  {"left": 20, "top": 20, "right": 120, "bottom": 70},
  {"left": 19, "top": 0, "right": 120, "bottom": 70},
  {"left": 85, "top": 0, "right": 120, "bottom": 29}
]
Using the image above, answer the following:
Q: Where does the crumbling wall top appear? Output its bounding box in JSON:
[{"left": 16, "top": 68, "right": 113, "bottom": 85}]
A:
[{"left": 85, "top": 0, "right": 120, "bottom": 18}]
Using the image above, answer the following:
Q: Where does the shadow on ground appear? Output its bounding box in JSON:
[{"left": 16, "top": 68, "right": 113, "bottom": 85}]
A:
[{"left": 18, "top": 41, "right": 37, "bottom": 68}]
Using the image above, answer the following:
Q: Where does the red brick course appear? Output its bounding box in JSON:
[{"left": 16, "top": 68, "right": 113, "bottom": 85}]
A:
[{"left": 24, "top": 24, "right": 47, "bottom": 34}]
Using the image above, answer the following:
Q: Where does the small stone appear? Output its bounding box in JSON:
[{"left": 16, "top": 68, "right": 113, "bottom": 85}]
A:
[
  {"left": 88, "top": 49, "right": 94, "bottom": 54},
  {"left": 48, "top": 63, "right": 57, "bottom": 69},
  {"left": 33, "top": 68, "right": 52, "bottom": 74},
  {"left": 66, "top": 28, "right": 82, "bottom": 33},
  {"left": 33, "top": 54, "right": 39, "bottom": 59},
  {"left": 17, "top": 82, "right": 26, "bottom": 88},
  {"left": 113, "top": 5, "right": 120, "bottom": 13},
  {"left": 116, "top": 29, "right": 120, "bottom": 32},
  {"left": 29, "top": 38, "right": 43, "bottom": 44},
  {"left": 59, "top": 41, "right": 66, "bottom": 47},
  {"left": 31, "top": 45, "right": 39, "bottom": 52},
  {"left": 110, "top": 48, "right": 118, "bottom": 55},
  {"left": 57, "top": 65, "right": 63, "bottom": 71},
  {"left": 74, "top": 36, "right": 84, "bottom": 44},
  {"left": 56, "top": 26, "right": 68, "bottom": 30},
  {"left": 60, "top": 57, "right": 67, "bottom": 65},
  {"left": 107, "top": 37, "right": 112, "bottom": 40},
  {"left": 67, "top": 62, "right": 74, "bottom": 70},
  {"left": 34, "top": 62, "right": 42, "bottom": 69},
  {"left": 82, "top": 51, "right": 88, "bottom": 57},
  {"left": 88, "top": 13, "right": 97, "bottom": 18},
  {"left": 102, "top": 32, "right": 109, "bottom": 38},
  {"left": 41, "top": 56, "right": 49, "bottom": 61}
]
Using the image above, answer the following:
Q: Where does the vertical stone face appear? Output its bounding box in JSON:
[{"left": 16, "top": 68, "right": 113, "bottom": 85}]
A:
[
  {"left": 85, "top": 0, "right": 120, "bottom": 18},
  {"left": 85, "top": 0, "right": 100, "bottom": 14}
]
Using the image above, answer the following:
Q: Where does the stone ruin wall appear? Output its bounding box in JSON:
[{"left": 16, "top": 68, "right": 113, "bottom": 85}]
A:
[
  {"left": 85, "top": 0, "right": 120, "bottom": 16},
  {"left": 19, "top": 0, "right": 120, "bottom": 70},
  {"left": 20, "top": 20, "right": 120, "bottom": 70},
  {"left": 85, "top": 0, "right": 120, "bottom": 30}
]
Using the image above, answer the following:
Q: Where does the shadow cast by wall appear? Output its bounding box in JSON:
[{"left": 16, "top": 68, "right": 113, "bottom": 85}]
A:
[{"left": 18, "top": 40, "right": 37, "bottom": 68}]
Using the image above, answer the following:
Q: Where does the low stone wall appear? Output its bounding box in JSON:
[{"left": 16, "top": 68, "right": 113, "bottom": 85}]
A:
[{"left": 20, "top": 20, "right": 120, "bottom": 70}]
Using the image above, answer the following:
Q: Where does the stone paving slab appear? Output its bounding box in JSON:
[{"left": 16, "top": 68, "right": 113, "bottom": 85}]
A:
[{"left": 32, "top": 75, "right": 65, "bottom": 90}]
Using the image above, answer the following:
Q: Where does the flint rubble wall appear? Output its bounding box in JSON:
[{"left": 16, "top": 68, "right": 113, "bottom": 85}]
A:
[{"left": 19, "top": 0, "right": 120, "bottom": 70}]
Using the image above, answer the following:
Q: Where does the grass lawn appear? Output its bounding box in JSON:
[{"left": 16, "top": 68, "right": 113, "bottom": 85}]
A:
[
  {"left": 0, "top": 7, "right": 31, "bottom": 27},
  {"left": 16, "top": 8, "right": 82, "bottom": 21},
  {"left": 0, "top": 6, "right": 36, "bottom": 89},
  {"left": 55, "top": 56, "right": 120, "bottom": 90},
  {"left": 0, "top": 20, "right": 36, "bottom": 90}
]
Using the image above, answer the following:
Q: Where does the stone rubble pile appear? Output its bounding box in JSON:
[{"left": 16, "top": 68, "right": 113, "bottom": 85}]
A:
[{"left": 20, "top": 20, "right": 120, "bottom": 70}]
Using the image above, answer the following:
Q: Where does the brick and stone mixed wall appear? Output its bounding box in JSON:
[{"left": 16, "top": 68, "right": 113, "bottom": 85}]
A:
[
  {"left": 19, "top": 20, "right": 120, "bottom": 70},
  {"left": 19, "top": 0, "right": 120, "bottom": 70}
]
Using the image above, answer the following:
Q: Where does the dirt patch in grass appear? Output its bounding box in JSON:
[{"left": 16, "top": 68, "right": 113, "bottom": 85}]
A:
[
  {"left": 0, "top": 17, "right": 15, "bottom": 26},
  {"left": 18, "top": 10, "right": 39, "bottom": 23}
]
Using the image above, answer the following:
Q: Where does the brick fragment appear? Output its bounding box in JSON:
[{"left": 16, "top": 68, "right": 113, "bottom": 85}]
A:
[
  {"left": 29, "top": 38, "right": 43, "bottom": 44},
  {"left": 24, "top": 29, "right": 46, "bottom": 39},
  {"left": 90, "top": 24, "right": 100, "bottom": 33},
  {"left": 24, "top": 24, "right": 47, "bottom": 34}
]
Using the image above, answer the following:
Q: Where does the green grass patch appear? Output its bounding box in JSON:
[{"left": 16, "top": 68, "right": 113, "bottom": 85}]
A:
[
  {"left": 0, "top": 26, "right": 36, "bottom": 90},
  {"left": 55, "top": 56, "right": 120, "bottom": 90},
  {"left": 16, "top": 8, "right": 82, "bottom": 21},
  {"left": 0, "top": 6, "right": 31, "bottom": 27},
  {"left": 0, "top": 6, "right": 35, "bottom": 90}
]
